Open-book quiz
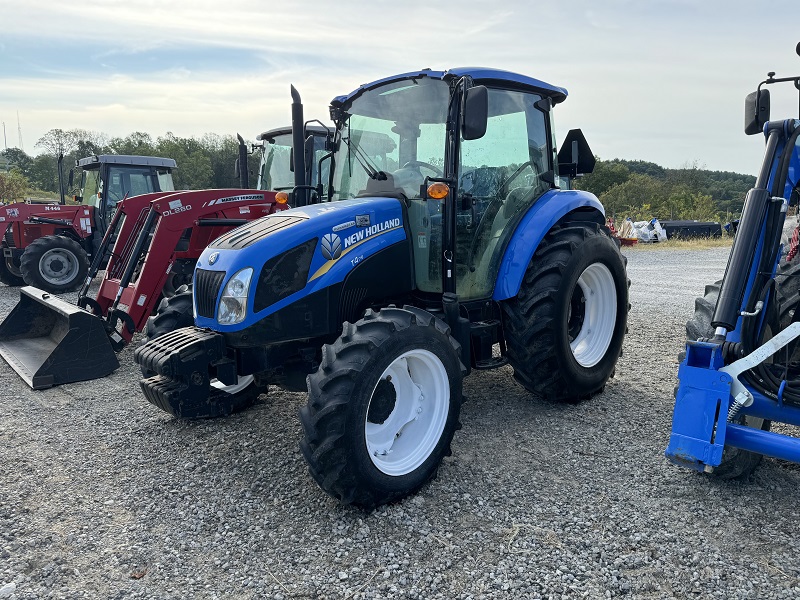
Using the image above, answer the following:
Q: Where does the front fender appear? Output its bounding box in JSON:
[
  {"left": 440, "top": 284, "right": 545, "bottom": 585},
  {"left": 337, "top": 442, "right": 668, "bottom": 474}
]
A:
[{"left": 492, "top": 189, "right": 604, "bottom": 301}]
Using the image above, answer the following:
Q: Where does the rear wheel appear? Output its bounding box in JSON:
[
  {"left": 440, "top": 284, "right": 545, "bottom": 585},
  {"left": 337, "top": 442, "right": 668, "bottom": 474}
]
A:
[
  {"left": 20, "top": 235, "right": 89, "bottom": 293},
  {"left": 142, "top": 290, "right": 262, "bottom": 416},
  {"left": 300, "top": 307, "right": 464, "bottom": 509},
  {"left": 685, "top": 281, "right": 770, "bottom": 478},
  {"left": 501, "top": 221, "right": 629, "bottom": 401},
  {"left": 777, "top": 262, "right": 800, "bottom": 329}
]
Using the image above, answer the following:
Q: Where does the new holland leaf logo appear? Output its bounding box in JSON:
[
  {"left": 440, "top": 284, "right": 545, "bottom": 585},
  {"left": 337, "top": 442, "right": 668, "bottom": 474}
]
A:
[{"left": 321, "top": 233, "right": 342, "bottom": 260}]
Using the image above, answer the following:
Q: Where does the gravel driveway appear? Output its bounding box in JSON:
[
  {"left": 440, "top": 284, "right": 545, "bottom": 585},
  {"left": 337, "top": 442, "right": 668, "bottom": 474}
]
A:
[{"left": 1, "top": 245, "right": 799, "bottom": 599}]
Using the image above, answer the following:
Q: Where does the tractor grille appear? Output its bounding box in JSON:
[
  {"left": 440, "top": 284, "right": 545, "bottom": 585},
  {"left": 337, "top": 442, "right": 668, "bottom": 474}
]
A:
[
  {"left": 209, "top": 215, "right": 306, "bottom": 250},
  {"left": 195, "top": 269, "right": 226, "bottom": 318}
]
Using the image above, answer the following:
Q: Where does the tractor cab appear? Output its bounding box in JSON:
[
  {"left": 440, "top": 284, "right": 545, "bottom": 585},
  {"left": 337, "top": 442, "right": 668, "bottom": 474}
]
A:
[
  {"left": 74, "top": 155, "right": 177, "bottom": 230},
  {"left": 256, "top": 126, "right": 331, "bottom": 199},
  {"left": 325, "top": 69, "right": 593, "bottom": 302}
]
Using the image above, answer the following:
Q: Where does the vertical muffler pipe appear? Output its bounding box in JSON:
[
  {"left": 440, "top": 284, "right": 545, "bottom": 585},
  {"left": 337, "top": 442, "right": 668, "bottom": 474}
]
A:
[
  {"left": 291, "top": 85, "right": 308, "bottom": 207},
  {"left": 57, "top": 153, "right": 65, "bottom": 204},
  {"left": 236, "top": 134, "right": 249, "bottom": 189}
]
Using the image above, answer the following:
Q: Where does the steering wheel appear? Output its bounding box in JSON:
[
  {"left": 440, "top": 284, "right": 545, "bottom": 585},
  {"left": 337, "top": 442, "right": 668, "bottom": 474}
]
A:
[
  {"left": 402, "top": 160, "right": 443, "bottom": 177},
  {"left": 499, "top": 161, "right": 534, "bottom": 195}
]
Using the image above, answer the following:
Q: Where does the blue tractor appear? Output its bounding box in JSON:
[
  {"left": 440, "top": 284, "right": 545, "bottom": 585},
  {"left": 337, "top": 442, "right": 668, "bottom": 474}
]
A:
[
  {"left": 667, "top": 45, "right": 800, "bottom": 478},
  {"left": 135, "top": 68, "right": 629, "bottom": 508}
]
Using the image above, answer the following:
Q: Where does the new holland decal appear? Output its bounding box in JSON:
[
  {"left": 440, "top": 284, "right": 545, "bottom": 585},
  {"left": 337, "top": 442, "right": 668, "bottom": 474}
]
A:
[{"left": 309, "top": 218, "right": 402, "bottom": 282}]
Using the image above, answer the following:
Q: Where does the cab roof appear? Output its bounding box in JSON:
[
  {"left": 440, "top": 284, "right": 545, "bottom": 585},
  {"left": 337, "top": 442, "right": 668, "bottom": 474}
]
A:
[
  {"left": 332, "top": 67, "right": 568, "bottom": 108},
  {"left": 76, "top": 155, "right": 177, "bottom": 169},
  {"left": 256, "top": 124, "right": 332, "bottom": 143}
]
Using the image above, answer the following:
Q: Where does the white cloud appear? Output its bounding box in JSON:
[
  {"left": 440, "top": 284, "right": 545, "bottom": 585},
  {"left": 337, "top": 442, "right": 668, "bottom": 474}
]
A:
[{"left": 2, "top": 0, "right": 799, "bottom": 174}]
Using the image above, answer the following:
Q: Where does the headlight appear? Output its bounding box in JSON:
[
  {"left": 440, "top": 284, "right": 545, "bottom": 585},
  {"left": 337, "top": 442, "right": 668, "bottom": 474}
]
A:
[{"left": 217, "top": 267, "right": 253, "bottom": 325}]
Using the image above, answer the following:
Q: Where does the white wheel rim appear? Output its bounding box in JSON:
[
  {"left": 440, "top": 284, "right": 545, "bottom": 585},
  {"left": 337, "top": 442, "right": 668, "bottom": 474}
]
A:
[
  {"left": 365, "top": 349, "right": 450, "bottom": 476},
  {"left": 210, "top": 374, "right": 254, "bottom": 394},
  {"left": 569, "top": 262, "right": 617, "bottom": 368},
  {"left": 39, "top": 248, "right": 80, "bottom": 285}
]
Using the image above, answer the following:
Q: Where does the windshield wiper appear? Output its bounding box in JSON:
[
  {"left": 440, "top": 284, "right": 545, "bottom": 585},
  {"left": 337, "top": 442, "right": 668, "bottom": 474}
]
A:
[{"left": 341, "top": 134, "right": 386, "bottom": 181}]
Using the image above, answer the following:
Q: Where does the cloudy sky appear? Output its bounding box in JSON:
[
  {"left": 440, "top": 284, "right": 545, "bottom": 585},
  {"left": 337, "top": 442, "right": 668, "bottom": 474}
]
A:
[{"left": 1, "top": 0, "right": 799, "bottom": 175}]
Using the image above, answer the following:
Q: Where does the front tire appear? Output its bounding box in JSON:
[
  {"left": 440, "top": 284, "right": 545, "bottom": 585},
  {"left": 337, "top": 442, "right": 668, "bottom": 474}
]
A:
[
  {"left": 300, "top": 307, "right": 464, "bottom": 509},
  {"left": 20, "top": 235, "right": 89, "bottom": 293},
  {"left": 501, "top": 221, "right": 629, "bottom": 401}
]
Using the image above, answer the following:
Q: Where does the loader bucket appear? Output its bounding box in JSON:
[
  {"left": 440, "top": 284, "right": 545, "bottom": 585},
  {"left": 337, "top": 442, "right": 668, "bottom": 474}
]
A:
[{"left": 0, "top": 286, "right": 119, "bottom": 389}]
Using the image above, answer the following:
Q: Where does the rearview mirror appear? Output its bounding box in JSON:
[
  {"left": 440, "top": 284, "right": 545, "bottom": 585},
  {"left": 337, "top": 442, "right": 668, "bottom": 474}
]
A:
[
  {"left": 462, "top": 86, "right": 488, "bottom": 141},
  {"left": 557, "top": 129, "right": 596, "bottom": 176},
  {"left": 745, "top": 89, "right": 770, "bottom": 135}
]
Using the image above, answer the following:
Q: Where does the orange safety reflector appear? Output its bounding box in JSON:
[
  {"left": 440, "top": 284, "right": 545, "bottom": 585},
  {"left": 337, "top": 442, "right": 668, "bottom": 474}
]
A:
[
  {"left": 275, "top": 191, "right": 289, "bottom": 204},
  {"left": 427, "top": 182, "right": 449, "bottom": 199}
]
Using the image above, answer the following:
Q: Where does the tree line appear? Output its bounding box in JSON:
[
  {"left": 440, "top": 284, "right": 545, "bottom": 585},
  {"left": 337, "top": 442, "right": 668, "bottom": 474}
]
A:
[
  {"left": 1, "top": 129, "right": 757, "bottom": 223},
  {"left": 575, "top": 158, "right": 756, "bottom": 223},
  {"left": 0, "top": 128, "right": 262, "bottom": 202}
]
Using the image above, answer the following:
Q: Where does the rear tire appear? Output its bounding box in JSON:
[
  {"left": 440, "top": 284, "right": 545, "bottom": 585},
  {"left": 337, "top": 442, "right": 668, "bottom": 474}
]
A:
[
  {"left": 777, "top": 262, "right": 800, "bottom": 329},
  {"left": 142, "top": 290, "right": 262, "bottom": 416},
  {"left": 501, "top": 222, "right": 629, "bottom": 401},
  {"left": 685, "top": 280, "right": 770, "bottom": 479},
  {"left": 20, "top": 235, "right": 89, "bottom": 293},
  {"left": 300, "top": 307, "right": 464, "bottom": 509}
]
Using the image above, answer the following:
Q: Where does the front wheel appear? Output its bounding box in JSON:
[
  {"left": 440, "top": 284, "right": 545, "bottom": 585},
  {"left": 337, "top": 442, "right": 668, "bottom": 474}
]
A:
[
  {"left": 501, "top": 221, "right": 629, "bottom": 401},
  {"left": 300, "top": 306, "right": 464, "bottom": 509},
  {"left": 20, "top": 235, "right": 89, "bottom": 293}
]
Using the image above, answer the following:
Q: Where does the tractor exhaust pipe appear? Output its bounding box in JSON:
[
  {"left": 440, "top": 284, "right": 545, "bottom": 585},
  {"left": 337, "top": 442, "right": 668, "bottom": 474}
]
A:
[
  {"left": 236, "top": 134, "right": 250, "bottom": 189},
  {"left": 291, "top": 85, "right": 308, "bottom": 207},
  {"left": 57, "top": 153, "right": 66, "bottom": 204}
]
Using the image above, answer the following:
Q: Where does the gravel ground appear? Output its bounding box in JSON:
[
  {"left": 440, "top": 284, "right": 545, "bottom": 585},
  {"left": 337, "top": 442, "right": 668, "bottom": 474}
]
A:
[{"left": 2, "top": 245, "right": 800, "bottom": 599}]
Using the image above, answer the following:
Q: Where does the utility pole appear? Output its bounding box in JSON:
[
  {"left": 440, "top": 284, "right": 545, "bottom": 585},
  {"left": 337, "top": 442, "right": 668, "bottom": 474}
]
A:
[
  {"left": 17, "top": 112, "right": 23, "bottom": 151},
  {"left": 2, "top": 121, "right": 6, "bottom": 151}
]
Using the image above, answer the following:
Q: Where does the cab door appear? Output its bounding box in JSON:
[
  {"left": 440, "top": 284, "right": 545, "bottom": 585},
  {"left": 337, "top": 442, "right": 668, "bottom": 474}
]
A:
[{"left": 455, "top": 87, "right": 554, "bottom": 300}]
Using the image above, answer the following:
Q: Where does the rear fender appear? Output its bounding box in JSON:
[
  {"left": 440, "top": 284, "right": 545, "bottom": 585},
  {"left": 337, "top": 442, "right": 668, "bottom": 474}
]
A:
[{"left": 492, "top": 189, "right": 605, "bottom": 301}]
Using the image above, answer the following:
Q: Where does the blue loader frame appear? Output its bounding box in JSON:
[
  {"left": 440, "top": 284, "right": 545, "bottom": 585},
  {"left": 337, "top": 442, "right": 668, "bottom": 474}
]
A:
[{"left": 667, "top": 108, "right": 800, "bottom": 473}]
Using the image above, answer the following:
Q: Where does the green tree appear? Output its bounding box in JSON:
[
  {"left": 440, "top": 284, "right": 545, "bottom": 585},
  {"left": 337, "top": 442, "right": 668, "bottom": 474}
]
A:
[
  {"left": 27, "top": 154, "right": 59, "bottom": 193},
  {"left": 156, "top": 132, "right": 213, "bottom": 189},
  {"left": 0, "top": 169, "right": 30, "bottom": 203},
  {"left": 599, "top": 173, "right": 670, "bottom": 220},
  {"left": 576, "top": 159, "right": 630, "bottom": 197},
  {"left": 107, "top": 132, "right": 156, "bottom": 155},
  {"left": 1, "top": 148, "right": 33, "bottom": 178}
]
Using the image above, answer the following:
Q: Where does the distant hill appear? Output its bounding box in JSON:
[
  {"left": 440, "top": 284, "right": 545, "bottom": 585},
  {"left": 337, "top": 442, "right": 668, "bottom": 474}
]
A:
[{"left": 576, "top": 158, "right": 756, "bottom": 222}]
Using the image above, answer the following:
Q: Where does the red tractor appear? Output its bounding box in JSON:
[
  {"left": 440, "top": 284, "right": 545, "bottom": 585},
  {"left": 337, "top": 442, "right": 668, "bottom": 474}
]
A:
[
  {"left": 0, "top": 154, "right": 177, "bottom": 293},
  {"left": 0, "top": 188, "right": 287, "bottom": 388}
]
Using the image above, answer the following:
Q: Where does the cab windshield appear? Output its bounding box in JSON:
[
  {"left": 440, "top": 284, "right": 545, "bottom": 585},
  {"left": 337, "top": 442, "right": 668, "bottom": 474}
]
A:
[
  {"left": 257, "top": 133, "right": 295, "bottom": 191},
  {"left": 330, "top": 77, "right": 450, "bottom": 201},
  {"left": 258, "top": 132, "right": 330, "bottom": 194}
]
